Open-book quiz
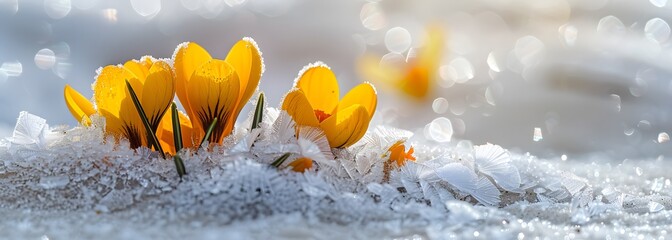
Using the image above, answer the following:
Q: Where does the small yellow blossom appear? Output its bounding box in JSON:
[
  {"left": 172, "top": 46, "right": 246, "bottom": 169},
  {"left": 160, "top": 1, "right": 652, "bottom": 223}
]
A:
[
  {"left": 358, "top": 25, "right": 444, "bottom": 99},
  {"left": 281, "top": 62, "right": 377, "bottom": 148},
  {"left": 288, "top": 157, "right": 313, "bottom": 173},
  {"left": 64, "top": 57, "right": 175, "bottom": 149},
  {"left": 387, "top": 141, "right": 416, "bottom": 167},
  {"left": 172, "top": 38, "right": 263, "bottom": 144}
]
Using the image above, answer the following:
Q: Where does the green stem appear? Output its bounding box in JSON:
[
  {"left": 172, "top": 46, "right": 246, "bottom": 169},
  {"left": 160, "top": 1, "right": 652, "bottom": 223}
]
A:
[
  {"left": 270, "top": 153, "right": 291, "bottom": 168},
  {"left": 251, "top": 93, "right": 264, "bottom": 130},
  {"left": 173, "top": 154, "right": 186, "bottom": 179},
  {"left": 170, "top": 102, "right": 186, "bottom": 178},
  {"left": 171, "top": 103, "right": 183, "bottom": 152},
  {"left": 125, "top": 80, "right": 165, "bottom": 159},
  {"left": 199, "top": 117, "right": 218, "bottom": 149}
]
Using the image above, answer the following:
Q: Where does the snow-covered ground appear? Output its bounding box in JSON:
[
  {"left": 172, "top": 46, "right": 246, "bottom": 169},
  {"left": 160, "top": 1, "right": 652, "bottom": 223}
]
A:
[
  {"left": 1, "top": 111, "right": 671, "bottom": 239},
  {"left": 2, "top": 0, "right": 672, "bottom": 239}
]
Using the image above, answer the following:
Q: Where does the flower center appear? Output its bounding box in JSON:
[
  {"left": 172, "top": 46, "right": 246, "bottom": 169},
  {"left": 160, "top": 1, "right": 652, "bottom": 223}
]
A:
[
  {"left": 289, "top": 157, "right": 313, "bottom": 172},
  {"left": 314, "top": 109, "right": 331, "bottom": 123},
  {"left": 388, "top": 141, "right": 416, "bottom": 167}
]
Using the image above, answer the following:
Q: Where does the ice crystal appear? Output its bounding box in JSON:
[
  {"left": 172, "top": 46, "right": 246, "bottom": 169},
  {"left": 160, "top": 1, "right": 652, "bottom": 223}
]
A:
[{"left": 1, "top": 111, "right": 672, "bottom": 239}]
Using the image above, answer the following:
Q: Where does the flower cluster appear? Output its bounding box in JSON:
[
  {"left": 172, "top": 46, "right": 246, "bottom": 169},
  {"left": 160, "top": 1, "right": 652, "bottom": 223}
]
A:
[{"left": 63, "top": 38, "right": 379, "bottom": 172}]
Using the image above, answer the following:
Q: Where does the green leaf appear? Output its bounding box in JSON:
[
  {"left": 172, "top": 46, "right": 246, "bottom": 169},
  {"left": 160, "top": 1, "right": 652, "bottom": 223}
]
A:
[
  {"left": 171, "top": 103, "right": 183, "bottom": 152},
  {"left": 125, "top": 80, "right": 166, "bottom": 159},
  {"left": 270, "top": 152, "right": 291, "bottom": 168},
  {"left": 199, "top": 117, "right": 218, "bottom": 149},
  {"left": 173, "top": 154, "right": 187, "bottom": 179},
  {"left": 170, "top": 103, "right": 187, "bottom": 179},
  {"left": 251, "top": 92, "right": 264, "bottom": 130}
]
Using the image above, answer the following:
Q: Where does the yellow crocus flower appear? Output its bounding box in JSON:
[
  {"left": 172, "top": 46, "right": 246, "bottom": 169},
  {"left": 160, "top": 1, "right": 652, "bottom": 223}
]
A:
[
  {"left": 358, "top": 25, "right": 444, "bottom": 99},
  {"left": 172, "top": 38, "right": 263, "bottom": 145},
  {"left": 64, "top": 57, "right": 175, "bottom": 149},
  {"left": 281, "top": 62, "right": 377, "bottom": 148}
]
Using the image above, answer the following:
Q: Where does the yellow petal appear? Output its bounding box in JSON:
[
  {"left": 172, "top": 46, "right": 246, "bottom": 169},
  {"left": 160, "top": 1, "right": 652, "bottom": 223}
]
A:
[
  {"left": 357, "top": 54, "right": 405, "bottom": 93},
  {"left": 186, "top": 59, "right": 240, "bottom": 144},
  {"left": 92, "top": 66, "right": 129, "bottom": 124},
  {"left": 294, "top": 62, "right": 339, "bottom": 114},
  {"left": 64, "top": 84, "right": 96, "bottom": 125},
  {"left": 337, "top": 82, "right": 377, "bottom": 116},
  {"left": 281, "top": 89, "right": 320, "bottom": 127},
  {"left": 400, "top": 66, "right": 430, "bottom": 98},
  {"left": 225, "top": 38, "right": 263, "bottom": 116},
  {"left": 418, "top": 24, "right": 444, "bottom": 70},
  {"left": 156, "top": 114, "right": 174, "bottom": 155},
  {"left": 320, "top": 104, "right": 371, "bottom": 148},
  {"left": 173, "top": 42, "right": 213, "bottom": 130},
  {"left": 402, "top": 25, "right": 444, "bottom": 99},
  {"left": 140, "top": 61, "right": 175, "bottom": 130},
  {"left": 93, "top": 65, "right": 144, "bottom": 147},
  {"left": 157, "top": 110, "right": 195, "bottom": 155},
  {"left": 289, "top": 157, "right": 313, "bottom": 173},
  {"left": 123, "top": 57, "right": 152, "bottom": 84}
]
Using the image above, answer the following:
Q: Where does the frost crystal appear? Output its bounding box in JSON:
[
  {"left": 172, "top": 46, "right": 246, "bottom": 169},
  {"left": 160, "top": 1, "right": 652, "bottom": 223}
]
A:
[{"left": 1, "top": 111, "right": 671, "bottom": 238}]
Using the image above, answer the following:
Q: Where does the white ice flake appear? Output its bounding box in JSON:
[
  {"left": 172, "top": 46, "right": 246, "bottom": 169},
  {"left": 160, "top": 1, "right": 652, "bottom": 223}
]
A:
[
  {"left": 7, "top": 111, "right": 49, "bottom": 148},
  {"left": 435, "top": 163, "right": 478, "bottom": 194},
  {"left": 473, "top": 143, "right": 521, "bottom": 192},
  {"left": 361, "top": 125, "right": 414, "bottom": 148},
  {"left": 471, "top": 176, "right": 501, "bottom": 206},
  {"left": 2, "top": 110, "right": 671, "bottom": 238},
  {"left": 271, "top": 111, "right": 296, "bottom": 143},
  {"left": 229, "top": 128, "right": 262, "bottom": 153},
  {"left": 560, "top": 172, "right": 588, "bottom": 196},
  {"left": 297, "top": 127, "right": 333, "bottom": 161}
]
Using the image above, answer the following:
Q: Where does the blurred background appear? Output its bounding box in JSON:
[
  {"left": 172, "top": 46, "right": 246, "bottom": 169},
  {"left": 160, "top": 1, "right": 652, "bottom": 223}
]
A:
[{"left": 0, "top": 0, "right": 671, "bottom": 159}]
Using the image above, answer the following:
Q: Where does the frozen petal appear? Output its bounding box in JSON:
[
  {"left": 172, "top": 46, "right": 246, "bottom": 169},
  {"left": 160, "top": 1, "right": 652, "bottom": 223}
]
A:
[
  {"left": 186, "top": 59, "right": 240, "bottom": 144},
  {"left": 281, "top": 89, "right": 320, "bottom": 127},
  {"left": 338, "top": 82, "right": 377, "bottom": 116},
  {"left": 320, "top": 104, "right": 371, "bottom": 148},
  {"left": 93, "top": 65, "right": 143, "bottom": 145},
  {"left": 64, "top": 85, "right": 95, "bottom": 125},
  {"left": 173, "top": 42, "right": 213, "bottom": 127},
  {"left": 225, "top": 38, "right": 264, "bottom": 117},
  {"left": 156, "top": 107, "right": 195, "bottom": 154},
  {"left": 294, "top": 63, "right": 339, "bottom": 114},
  {"left": 140, "top": 61, "right": 175, "bottom": 130}
]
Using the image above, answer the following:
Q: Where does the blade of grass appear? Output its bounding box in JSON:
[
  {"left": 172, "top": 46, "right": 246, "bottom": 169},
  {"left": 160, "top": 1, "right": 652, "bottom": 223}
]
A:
[
  {"left": 173, "top": 154, "right": 187, "bottom": 179},
  {"left": 199, "top": 117, "right": 218, "bottom": 149},
  {"left": 170, "top": 102, "right": 186, "bottom": 178},
  {"left": 270, "top": 152, "right": 291, "bottom": 168},
  {"left": 125, "top": 80, "right": 165, "bottom": 159},
  {"left": 171, "top": 103, "right": 183, "bottom": 152},
  {"left": 251, "top": 92, "right": 264, "bottom": 130}
]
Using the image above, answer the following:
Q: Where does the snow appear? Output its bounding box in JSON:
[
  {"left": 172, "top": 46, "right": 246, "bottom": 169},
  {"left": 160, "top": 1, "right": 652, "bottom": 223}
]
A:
[{"left": 1, "top": 111, "right": 672, "bottom": 239}]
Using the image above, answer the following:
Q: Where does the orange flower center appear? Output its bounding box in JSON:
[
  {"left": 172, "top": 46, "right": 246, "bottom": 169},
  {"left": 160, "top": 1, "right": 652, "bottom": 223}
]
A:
[
  {"left": 314, "top": 109, "right": 331, "bottom": 123},
  {"left": 388, "top": 141, "right": 416, "bottom": 167},
  {"left": 289, "top": 157, "right": 313, "bottom": 173}
]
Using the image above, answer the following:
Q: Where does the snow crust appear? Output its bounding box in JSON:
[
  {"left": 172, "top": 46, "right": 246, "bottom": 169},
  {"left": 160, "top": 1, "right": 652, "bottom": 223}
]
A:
[{"left": 1, "top": 111, "right": 671, "bottom": 239}]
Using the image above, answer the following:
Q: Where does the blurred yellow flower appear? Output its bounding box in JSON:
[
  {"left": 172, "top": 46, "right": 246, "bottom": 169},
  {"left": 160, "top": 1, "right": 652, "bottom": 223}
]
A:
[
  {"left": 172, "top": 38, "right": 263, "bottom": 145},
  {"left": 282, "top": 62, "right": 377, "bottom": 148},
  {"left": 387, "top": 141, "right": 416, "bottom": 167},
  {"left": 358, "top": 25, "right": 444, "bottom": 99},
  {"left": 64, "top": 57, "right": 175, "bottom": 148}
]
